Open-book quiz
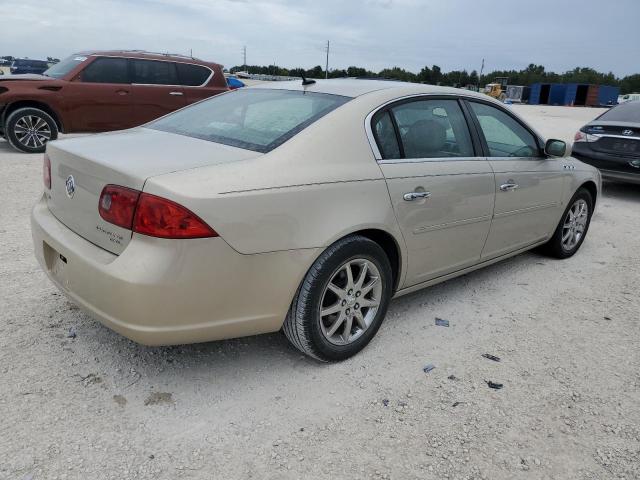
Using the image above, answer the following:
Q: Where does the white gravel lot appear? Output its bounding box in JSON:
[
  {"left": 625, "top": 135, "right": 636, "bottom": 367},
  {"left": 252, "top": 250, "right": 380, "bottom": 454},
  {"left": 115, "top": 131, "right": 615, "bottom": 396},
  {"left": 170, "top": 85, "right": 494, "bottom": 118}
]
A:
[{"left": 1, "top": 105, "right": 639, "bottom": 480}]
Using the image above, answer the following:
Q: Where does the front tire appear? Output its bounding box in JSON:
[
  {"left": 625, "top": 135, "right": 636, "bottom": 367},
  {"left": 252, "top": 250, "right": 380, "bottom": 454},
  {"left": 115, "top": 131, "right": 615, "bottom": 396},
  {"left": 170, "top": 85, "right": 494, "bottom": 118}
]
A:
[
  {"left": 283, "top": 235, "right": 393, "bottom": 361},
  {"left": 542, "top": 188, "right": 593, "bottom": 258},
  {"left": 6, "top": 107, "right": 58, "bottom": 153}
]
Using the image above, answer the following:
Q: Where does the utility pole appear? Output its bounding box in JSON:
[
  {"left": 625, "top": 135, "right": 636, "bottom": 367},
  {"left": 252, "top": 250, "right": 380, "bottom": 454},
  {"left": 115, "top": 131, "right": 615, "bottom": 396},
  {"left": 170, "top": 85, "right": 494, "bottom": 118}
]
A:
[
  {"left": 242, "top": 45, "right": 247, "bottom": 71},
  {"left": 479, "top": 58, "right": 485, "bottom": 90},
  {"left": 325, "top": 40, "right": 329, "bottom": 79}
]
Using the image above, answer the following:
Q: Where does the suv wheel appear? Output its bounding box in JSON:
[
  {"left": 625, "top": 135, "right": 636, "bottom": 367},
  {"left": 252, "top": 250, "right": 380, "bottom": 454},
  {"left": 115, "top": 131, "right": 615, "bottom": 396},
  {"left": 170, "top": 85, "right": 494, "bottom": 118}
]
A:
[
  {"left": 283, "top": 235, "right": 393, "bottom": 361},
  {"left": 6, "top": 107, "right": 58, "bottom": 153}
]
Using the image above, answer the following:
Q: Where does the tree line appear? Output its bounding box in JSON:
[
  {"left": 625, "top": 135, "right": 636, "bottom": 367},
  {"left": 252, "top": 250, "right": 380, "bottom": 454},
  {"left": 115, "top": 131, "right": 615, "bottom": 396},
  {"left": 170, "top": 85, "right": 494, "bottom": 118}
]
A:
[{"left": 230, "top": 63, "right": 640, "bottom": 94}]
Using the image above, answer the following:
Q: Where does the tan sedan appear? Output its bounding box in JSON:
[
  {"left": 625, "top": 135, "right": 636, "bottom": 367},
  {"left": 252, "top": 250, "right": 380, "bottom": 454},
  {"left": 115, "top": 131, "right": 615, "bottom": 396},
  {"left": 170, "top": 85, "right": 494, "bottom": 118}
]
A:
[{"left": 32, "top": 79, "right": 601, "bottom": 361}]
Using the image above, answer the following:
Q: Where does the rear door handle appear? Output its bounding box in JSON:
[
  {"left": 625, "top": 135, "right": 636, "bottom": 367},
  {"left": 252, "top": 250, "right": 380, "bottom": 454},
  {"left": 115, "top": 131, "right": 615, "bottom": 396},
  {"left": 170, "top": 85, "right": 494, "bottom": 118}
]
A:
[
  {"left": 115, "top": 89, "right": 129, "bottom": 96},
  {"left": 500, "top": 182, "right": 519, "bottom": 192},
  {"left": 403, "top": 191, "right": 431, "bottom": 201},
  {"left": 169, "top": 91, "right": 184, "bottom": 96}
]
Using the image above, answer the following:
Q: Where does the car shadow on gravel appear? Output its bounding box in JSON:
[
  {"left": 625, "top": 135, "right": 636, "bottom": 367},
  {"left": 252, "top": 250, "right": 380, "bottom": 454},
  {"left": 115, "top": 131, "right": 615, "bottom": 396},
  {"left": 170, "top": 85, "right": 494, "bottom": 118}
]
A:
[
  {"left": 602, "top": 181, "right": 640, "bottom": 202},
  {"left": 61, "top": 247, "right": 544, "bottom": 384}
]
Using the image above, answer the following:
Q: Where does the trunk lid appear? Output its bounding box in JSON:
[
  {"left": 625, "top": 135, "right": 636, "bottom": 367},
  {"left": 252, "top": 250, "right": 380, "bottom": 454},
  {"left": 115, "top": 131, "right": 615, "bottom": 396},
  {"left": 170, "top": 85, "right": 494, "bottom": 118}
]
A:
[{"left": 46, "top": 128, "right": 261, "bottom": 254}]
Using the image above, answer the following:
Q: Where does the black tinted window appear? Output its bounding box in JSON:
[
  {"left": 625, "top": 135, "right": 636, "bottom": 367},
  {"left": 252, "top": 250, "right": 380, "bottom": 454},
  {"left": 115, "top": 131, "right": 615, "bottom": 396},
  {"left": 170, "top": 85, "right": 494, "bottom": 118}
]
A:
[
  {"left": 469, "top": 102, "right": 540, "bottom": 157},
  {"left": 81, "top": 57, "right": 129, "bottom": 84},
  {"left": 372, "top": 111, "right": 401, "bottom": 159},
  {"left": 598, "top": 102, "right": 640, "bottom": 122},
  {"left": 176, "top": 63, "right": 211, "bottom": 86},
  {"left": 390, "top": 99, "right": 474, "bottom": 159},
  {"left": 131, "top": 59, "right": 178, "bottom": 85}
]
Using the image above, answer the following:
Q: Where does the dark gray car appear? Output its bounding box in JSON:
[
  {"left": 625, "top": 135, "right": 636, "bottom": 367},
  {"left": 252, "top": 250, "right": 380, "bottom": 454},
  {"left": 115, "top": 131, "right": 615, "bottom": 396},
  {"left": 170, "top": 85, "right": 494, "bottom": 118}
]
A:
[{"left": 572, "top": 101, "right": 640, "bottom": 184}]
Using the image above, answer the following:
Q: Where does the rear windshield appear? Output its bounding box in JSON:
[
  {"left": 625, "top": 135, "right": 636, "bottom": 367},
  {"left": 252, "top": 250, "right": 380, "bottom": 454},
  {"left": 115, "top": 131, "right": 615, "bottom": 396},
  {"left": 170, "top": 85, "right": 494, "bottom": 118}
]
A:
[
  {"left": 43, "top": 55, "right": 87, "bottom": 79},
  {"left": 598, "top": 102, "right": 640, "bottom": 123},
  {"left": 148, "top": 89, "right": 350, "bottom": 153}
]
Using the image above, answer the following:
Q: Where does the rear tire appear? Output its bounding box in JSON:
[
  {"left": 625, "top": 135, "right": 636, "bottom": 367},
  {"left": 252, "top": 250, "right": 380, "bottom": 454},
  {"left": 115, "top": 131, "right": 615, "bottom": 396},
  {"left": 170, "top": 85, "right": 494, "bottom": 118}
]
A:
[
  {"left": 542, "top": 188, "right": 593, "bottom": 258},
  {"left": 283, "top": 235, "right": 393, "bottom": 362},
  {"left": 6, "top": 107, "right": 58, "bottom": 153}
]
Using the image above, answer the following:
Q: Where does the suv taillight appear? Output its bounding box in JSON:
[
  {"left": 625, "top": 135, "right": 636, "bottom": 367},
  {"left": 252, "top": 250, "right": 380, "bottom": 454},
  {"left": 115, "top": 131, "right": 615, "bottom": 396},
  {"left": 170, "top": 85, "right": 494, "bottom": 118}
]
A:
[
  {"left": 98, "top": 185, "right": 217, "bottom": 239},
  {"left": 43, "top": 154, "right": 51, "bottom": 189}
]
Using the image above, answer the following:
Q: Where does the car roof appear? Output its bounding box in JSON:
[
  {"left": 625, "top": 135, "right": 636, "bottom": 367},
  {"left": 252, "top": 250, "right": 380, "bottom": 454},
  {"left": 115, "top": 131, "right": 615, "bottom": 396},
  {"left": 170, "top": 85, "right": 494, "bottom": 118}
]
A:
[
  {"left": 74, "top": 50, "right": 222, "bottom": 67},
  {"left": 251, "top": 78, "right": 489, "bottom": 99}
]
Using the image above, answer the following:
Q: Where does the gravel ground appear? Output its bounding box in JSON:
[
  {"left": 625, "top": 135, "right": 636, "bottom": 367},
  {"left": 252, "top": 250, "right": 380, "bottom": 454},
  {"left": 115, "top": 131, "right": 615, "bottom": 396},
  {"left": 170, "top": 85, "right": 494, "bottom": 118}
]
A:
[{"left": 1, "top": 105, "right": 639, "bottom": 480}]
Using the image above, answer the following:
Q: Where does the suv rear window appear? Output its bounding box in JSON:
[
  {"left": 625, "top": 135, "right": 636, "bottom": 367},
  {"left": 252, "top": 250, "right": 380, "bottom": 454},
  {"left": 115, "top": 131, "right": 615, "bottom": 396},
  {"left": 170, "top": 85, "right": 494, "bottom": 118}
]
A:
[
  {"left": 148, "top": 89, "right": 350, "bottom": 153},
  {"left": 176, "top": 63, "right": 211, "bottom": 86},
  {"left": 131, "top": 59, "right": 178, "bottom": 85}
]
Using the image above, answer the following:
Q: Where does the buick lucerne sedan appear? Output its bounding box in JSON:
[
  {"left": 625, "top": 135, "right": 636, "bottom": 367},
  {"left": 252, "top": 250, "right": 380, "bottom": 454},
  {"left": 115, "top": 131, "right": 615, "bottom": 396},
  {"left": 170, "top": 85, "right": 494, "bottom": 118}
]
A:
[{"left": 32, "top": 79, "right": 601, "bottom": 361}]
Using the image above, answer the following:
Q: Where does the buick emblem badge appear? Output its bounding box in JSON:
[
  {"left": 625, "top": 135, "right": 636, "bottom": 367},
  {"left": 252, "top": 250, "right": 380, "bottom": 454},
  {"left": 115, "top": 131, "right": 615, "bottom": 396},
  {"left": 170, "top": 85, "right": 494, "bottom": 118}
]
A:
[
  {"left": 65, "top": 175, "right": 76, "bottom": 198},
  {"left": 622, "top": 129, "right": 634, "bottom": 136}
]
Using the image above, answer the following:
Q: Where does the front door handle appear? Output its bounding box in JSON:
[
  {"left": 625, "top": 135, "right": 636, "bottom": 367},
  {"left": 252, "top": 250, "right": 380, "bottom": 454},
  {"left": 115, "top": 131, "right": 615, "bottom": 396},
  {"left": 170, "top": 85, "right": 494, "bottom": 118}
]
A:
[
  {"left": 403, "top": 191, "right": 431, "bottom": 201},
  {"left": 115, "top": 89, "right": 129, "bottom": 96},
  {"left": 169, "top": 91, "right": 184, "bottom": 96},
  {"left": 500, "top": 182, "right": 519, "bottom": 192}
]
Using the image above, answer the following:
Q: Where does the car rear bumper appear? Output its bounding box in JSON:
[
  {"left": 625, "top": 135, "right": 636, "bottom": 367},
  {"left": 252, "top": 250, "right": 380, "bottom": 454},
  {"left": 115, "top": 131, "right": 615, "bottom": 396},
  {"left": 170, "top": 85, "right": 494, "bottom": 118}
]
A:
[
  {"left": 572, "top": 143, "right": 640, "bottom": 184},
  {"left": 31, "top": 194, "right": 317, "bottom": 345}
]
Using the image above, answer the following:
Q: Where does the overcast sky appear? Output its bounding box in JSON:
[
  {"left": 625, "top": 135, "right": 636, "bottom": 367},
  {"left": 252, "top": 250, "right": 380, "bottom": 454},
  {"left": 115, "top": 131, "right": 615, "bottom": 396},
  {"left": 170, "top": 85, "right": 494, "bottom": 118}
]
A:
[{"left": 1, "top": 0, "right": 639, "bottom": 76}]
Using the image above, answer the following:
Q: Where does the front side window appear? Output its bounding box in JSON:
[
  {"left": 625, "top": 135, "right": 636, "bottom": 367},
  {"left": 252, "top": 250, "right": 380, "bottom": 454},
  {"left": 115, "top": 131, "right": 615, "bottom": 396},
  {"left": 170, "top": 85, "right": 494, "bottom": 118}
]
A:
[
  {"left": 469, "top": 102, "right": 540, "bottom": 157},
  {"left": 387, "top": 99, "right": 474, "bottom": 159},
  {"left": 131, "top": 59, "right": 178, "bottom": 85},
  {"left": 149, "top": 89, "right": 350, "bottom": 153},
  {"left": 81, "top": 57, "right": 129, "bottom": 84}
]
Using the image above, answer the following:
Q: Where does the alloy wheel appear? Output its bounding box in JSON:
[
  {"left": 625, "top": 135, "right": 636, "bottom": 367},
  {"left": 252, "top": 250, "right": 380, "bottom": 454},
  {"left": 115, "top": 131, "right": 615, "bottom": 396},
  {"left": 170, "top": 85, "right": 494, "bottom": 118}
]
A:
[
  {"left": 561, "top": 198, "right": 589, "bottom": 251},
  {"left": 14, "top": 115, "right": 52, "bottom": 149},
  {"left": 319, "top": 258, "right": 383, "bottom": 345}
]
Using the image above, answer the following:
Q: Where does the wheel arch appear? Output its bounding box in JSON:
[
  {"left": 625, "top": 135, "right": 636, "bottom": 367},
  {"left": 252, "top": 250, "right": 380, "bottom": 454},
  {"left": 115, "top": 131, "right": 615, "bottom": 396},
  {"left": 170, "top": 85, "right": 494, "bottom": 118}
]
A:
[
  {"left": 3, "top": 100, "right": 64, "bottom": 132},
  {"left": 579, "top": 180, "right": 598, "bottom": 207}
]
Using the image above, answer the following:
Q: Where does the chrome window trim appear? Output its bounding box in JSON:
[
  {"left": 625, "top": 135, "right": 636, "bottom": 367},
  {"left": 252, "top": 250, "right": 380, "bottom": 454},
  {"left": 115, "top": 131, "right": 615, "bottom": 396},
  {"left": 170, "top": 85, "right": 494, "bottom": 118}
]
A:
[
  {"left": 365, "top": 92, "right": 494, "bottom": 163},
  {"left": 87, "top": 54, "right": 214, "bottom": 88}
]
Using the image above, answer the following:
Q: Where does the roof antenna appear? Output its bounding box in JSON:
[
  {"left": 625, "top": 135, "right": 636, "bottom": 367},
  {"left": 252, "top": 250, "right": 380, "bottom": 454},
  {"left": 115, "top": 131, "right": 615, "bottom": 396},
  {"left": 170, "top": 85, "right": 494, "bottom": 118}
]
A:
[{"left": 301, "top": 74, "right": 316, "bottom": 86}]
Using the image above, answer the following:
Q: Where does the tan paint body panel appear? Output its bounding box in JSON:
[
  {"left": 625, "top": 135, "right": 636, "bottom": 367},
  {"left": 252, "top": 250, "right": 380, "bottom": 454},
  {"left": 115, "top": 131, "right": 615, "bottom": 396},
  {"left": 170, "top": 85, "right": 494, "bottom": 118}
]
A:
[
  {"left": 32, "top": 196, "right": 319, "bottom": 345},
  {"left": 379, "top": 159, "right": 495, "bottom": 285},
  {"left": 482, "top": 158, "right": 565, "bottom": 258},
  {"left": 31, "top": 80, "right": 602, "bottom": 345}
]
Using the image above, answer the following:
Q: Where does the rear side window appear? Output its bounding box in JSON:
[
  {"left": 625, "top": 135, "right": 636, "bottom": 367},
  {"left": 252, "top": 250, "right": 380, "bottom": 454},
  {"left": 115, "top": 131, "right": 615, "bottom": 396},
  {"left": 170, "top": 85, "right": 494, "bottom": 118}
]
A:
[
  {"left": 387, "top": 99, "right": 474, "bottom": 159},
  {"left": 372, "top": 111, "right": 401, "bottom": 159},
  {"left": 131, "top": 59, "right": 178, "bottom": 85},
  {"left": 81, "top": 57, "right": 129, "bottom": 84},
  {"left": 469, "top": 102, "right": 540, "bottom": 157},
  {"left": 176, "top": 63, "right": 211, "bottom": 86},
  {"left": 149, "top": 89, "right": 350, "bottom": 153}
]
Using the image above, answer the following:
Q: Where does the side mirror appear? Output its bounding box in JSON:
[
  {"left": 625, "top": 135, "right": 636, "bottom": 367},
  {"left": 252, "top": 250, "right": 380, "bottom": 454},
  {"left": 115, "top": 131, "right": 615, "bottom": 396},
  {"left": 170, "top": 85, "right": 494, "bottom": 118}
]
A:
[{"left": 544, "top": 139, "right": 567, "bottom": 158}]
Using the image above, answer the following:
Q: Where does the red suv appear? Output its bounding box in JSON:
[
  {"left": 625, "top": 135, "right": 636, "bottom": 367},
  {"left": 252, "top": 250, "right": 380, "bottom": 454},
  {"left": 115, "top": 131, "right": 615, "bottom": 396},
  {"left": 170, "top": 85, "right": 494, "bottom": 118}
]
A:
[{"left": 0, "top": 50, "right": 228, "bottom": 153}]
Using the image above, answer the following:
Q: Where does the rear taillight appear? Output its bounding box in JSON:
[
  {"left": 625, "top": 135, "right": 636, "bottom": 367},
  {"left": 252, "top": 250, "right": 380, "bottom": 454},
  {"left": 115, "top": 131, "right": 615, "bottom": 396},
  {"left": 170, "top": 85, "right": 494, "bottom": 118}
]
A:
[
  {"left": 98, "top": 185, "right": 217, "bottom": 239},
  {"left": 43, "top": 154, "right": 51, "bottom": 189},
  {"left": 133, "top": 193, "right": 217, "bottom": 239},
  {"left": 99, "top": 185, "right": 140, "bottom": 229},
  {"left": 574, "top": 131, "right": 587, "bottom": 142}
]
